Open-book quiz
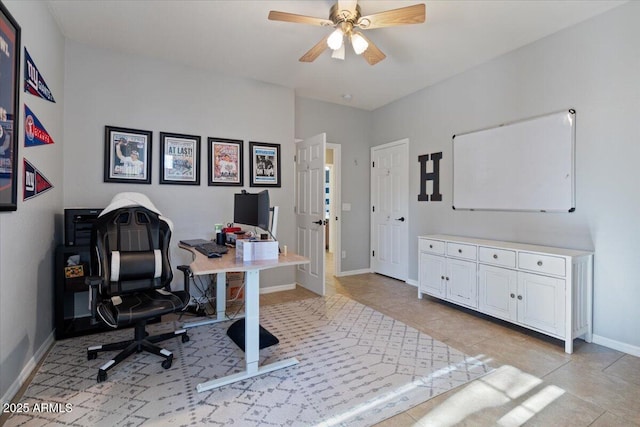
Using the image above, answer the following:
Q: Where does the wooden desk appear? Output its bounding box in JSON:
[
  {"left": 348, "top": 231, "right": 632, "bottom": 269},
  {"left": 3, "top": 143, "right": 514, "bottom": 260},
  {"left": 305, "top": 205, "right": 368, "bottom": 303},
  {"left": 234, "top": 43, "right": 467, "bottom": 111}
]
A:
[{"left": 179, "top": 244, "right": 309, "bottom": 392}]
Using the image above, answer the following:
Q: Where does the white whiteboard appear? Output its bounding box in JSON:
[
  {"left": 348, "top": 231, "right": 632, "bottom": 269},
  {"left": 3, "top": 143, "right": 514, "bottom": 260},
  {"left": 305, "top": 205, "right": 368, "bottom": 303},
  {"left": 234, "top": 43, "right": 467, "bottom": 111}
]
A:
[{"left": 453, "top": 110, "right": 575, "bottom": 212}]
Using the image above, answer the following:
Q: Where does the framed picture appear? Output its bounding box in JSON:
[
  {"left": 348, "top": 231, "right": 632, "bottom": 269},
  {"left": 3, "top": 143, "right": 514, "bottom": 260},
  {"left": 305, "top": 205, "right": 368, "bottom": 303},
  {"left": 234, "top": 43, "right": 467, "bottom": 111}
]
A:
[
  {"left": 0, "top": 3, "right": 21, "bottom": 211},
  {"left": 208, "top": 137, "right": 243, "bottom": 186},
  {"left": 159, "top": 132, "right": 200, "bottom": 185},
  {"left": 104, "top": 126, "right": 152, "bottom": 184},
  {"left": 249, "top": 141, "right": 281, "bottom": 187}
]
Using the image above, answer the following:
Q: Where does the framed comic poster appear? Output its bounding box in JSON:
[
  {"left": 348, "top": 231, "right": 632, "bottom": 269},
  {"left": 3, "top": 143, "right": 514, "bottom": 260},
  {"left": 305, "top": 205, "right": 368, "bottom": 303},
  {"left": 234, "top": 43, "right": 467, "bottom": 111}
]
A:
[
  {"left": 159, "top": 132, "right": 200, "bottom": 185},
  {"left": 208, "top": 137, "right": 243, "bottom": 186},
  {"left": 249, "top": 141, "right": 280, "bottom": 187},
  {"left": 104, "top": 126, "right": 152, "bottom": 184},
  {"left": 0, "top": 3, "right": 21, "bottom": 211}
]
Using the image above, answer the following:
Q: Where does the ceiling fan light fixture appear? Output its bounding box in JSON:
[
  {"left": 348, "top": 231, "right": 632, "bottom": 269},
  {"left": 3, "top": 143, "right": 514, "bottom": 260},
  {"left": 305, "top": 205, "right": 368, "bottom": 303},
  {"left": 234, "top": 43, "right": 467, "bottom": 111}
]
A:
[
  {"left": 351, "top": 32, "right": 368, "bottom": 55},
  {"left": 331, "top": 44, "right": 346, "bottom": 60},
  {"left": 327, "top": 28, "right": 344, "bottom": 50}
]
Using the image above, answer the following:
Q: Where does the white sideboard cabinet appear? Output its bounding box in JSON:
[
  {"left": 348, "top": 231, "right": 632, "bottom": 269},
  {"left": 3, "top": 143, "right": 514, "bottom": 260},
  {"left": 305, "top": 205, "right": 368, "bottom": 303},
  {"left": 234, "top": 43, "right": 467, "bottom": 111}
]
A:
[{"left": 418, "top": 235, "right": 593, "bottom": 353}]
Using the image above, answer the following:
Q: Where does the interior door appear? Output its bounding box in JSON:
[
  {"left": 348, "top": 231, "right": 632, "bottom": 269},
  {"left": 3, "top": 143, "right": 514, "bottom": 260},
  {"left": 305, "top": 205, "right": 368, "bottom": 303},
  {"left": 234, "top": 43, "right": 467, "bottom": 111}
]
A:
[
  {"left": 370, "top": 139, "right": 409, "bottom": 281},
  {"left": 295, "top": 133, "right": 326, "bottom": 295}
]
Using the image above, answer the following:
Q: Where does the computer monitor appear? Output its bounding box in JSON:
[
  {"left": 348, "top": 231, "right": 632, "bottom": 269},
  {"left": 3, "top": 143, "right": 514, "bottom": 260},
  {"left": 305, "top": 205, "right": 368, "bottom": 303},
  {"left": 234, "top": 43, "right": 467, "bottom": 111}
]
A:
[{"left": 233, "top": 190, "right": 270, "bottom": 232}]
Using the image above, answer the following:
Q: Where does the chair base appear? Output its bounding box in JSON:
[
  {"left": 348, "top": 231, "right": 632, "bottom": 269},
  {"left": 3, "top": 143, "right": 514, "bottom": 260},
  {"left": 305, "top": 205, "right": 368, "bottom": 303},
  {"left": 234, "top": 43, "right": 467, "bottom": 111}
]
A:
[{"left": 87, "top": 321, "right": 189, "bottom": 383}]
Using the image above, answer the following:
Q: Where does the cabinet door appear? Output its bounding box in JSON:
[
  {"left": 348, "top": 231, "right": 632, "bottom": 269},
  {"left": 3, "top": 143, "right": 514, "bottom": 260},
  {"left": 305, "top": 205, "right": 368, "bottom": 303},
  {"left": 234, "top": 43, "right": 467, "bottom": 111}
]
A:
[
  {"left": 419, "top": 252, "right": 446, "bottom": 298},
  {"left": 517, "top": 272, "right": 566, "bottom": 337},
  {"left": 478, "top": 264, "right": 517, "bottom": 321},
  {"left": 446, "top": 259, "right": 477, "bottom": 308}
]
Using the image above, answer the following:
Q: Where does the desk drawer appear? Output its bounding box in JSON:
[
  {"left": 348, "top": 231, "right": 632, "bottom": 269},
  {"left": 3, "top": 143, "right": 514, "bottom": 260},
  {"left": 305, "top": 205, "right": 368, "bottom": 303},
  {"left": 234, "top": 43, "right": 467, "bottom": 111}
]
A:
[
  {"left": 419, "top": 238, "right": 445, "bottom": 255},
  {"left": 479, "top": 246, "right": 516, "bottom": 268},
  {"left": 446, "top": 242, "right": 477, "bottom": 260},
  {"left": 518, "top": 252, "right": 566, "bottom": 276}
]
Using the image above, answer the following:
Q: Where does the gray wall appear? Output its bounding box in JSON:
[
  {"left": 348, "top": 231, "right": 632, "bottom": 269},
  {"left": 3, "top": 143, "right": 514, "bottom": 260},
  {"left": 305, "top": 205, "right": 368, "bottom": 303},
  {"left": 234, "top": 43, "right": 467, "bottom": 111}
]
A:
[
  {"left": 63, "top": 41, "right": 297, "bottom": 290},
  {"left": 371, "top": 1, "right": 640, "bottom": 354},
  {"left": 295, "top": 97, "right": 372, "bottom": 273},
  {"left": 0, "top": 1, "right": 64, "bottom": 402}
]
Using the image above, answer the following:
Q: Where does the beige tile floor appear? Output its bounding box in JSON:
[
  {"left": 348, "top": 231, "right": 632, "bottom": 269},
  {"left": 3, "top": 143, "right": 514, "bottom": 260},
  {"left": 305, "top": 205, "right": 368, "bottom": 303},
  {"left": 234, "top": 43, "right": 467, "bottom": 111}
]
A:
[
  {"left": 261, "top": 252, "right": 640, "bottom": 426},
  {"left": 5, "top": 253, "right": 640, "bottom": 427}
]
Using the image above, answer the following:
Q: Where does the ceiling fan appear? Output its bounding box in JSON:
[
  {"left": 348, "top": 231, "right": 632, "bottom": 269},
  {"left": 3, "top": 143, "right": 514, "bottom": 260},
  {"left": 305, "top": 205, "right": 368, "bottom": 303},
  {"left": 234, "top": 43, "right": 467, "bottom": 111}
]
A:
[{"left": 268, "top": 0, "right": 426, "bottom": 66}]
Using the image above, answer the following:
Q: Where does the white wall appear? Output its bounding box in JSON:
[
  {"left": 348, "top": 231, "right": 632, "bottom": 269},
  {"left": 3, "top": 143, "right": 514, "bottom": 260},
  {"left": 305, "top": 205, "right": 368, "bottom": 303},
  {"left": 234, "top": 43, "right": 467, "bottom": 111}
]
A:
[
  {"left": 295, "top": 97, "right": 372, "bottom": 273},
  {"left": 371, "top": 1, "right": 640, "bottom": 354},
  {"left": 63, "top": 41, "right": 297, "bottom": 290},
  {"left": 0, "top": 0, "right": 64, "bottom": 403}
]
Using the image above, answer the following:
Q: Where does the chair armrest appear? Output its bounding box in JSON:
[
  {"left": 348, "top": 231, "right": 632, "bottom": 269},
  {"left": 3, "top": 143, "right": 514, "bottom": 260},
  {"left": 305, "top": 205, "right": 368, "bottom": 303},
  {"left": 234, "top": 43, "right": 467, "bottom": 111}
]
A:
[{"left": 177, "top": 265, "right": 192, "bottom": 296}]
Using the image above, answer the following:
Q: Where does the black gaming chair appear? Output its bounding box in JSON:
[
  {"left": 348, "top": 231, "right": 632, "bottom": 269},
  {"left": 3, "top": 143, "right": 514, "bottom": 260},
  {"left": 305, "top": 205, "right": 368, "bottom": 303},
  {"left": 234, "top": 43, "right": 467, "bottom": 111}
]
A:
[{"left": 85, "top": 194, "right": 189, "bottom": 383}]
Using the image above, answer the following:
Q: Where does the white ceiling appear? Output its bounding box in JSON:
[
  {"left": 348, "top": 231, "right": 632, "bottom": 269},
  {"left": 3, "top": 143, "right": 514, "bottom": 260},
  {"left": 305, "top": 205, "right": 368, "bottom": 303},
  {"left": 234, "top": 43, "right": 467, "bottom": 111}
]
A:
[{"left": 47, "top": 0, "right": 626, "bottom": 111}]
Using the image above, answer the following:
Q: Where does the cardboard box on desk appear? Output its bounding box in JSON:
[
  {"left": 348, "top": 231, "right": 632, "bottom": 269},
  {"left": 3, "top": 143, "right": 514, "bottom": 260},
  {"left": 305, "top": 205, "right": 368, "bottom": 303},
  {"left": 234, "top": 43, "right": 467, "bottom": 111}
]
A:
[{"left": 235, "top": 239, "right": 278, "bottom": 261}]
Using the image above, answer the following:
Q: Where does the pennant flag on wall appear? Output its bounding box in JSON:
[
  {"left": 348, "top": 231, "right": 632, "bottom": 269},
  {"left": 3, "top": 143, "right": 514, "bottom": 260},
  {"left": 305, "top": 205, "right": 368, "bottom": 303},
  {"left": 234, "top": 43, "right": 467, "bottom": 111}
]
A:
[
  {"left": 23, "top": 158, "right": 54, "bottom": 201},
  {"left": 24, "top": 48, "right": 56, "bottom": 103},
  {"left": 24, "top": 105, "right": 55, "bottom": 147}
]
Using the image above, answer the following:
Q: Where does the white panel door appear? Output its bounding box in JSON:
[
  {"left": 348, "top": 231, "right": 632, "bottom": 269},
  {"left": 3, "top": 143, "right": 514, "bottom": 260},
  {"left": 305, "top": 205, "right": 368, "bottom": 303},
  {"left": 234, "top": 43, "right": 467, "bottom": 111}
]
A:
[
  {"left": 419, "top": 253, "right": 446, "bottom": 298},
  {"left": 517, "top": 272, "right": 565, "bottom": 337},
  {"left": 370, "top": 139, "right": 409, "bottom": 280},
  {"left": 478, "top": 264, "right": 517, "bottom": 321},
  {"left": 446, "top": 259, "right": 477, "bottom": 308},
  {"left": 295, "top": 133, "right": 326, "bottom": 295}
]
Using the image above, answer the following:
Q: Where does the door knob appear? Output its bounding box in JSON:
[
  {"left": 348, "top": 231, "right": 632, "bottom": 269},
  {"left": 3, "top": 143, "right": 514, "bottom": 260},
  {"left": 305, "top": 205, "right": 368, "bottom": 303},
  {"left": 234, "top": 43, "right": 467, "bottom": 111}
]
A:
[
  {"left": 395, "top": 217, "right": 405, "bottom": 222},
  {"left": 313, "top": 219, "right": 324, "bottom": 225}
]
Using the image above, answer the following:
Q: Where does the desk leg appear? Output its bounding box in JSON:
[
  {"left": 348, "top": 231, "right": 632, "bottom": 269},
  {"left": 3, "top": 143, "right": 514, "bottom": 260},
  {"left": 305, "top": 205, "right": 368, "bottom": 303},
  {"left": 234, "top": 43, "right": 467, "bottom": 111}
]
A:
[
  {"left": 195, "top": 270, "right": 299, "bottom": 392},
  {"left": 216, "top": 272, "right": 226, "bottom": 320},
  {"left": 183, "top": 272, "right": 241, "bottom": 329},
  {"left": 245, "top": 270, "right": 260, "bottom": 374}
]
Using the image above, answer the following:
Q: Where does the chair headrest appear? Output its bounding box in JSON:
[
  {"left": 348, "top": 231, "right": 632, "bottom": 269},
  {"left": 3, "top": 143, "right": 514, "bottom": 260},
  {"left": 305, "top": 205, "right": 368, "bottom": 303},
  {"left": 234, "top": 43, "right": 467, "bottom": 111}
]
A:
[{"left": 100, "top": 192, "right": 173, "bottom": 232}]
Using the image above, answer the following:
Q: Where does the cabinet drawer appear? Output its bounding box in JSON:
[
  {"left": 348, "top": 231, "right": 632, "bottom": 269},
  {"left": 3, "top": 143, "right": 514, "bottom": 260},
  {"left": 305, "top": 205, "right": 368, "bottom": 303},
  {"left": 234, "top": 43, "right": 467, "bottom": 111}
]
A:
[
  {"left": 446, "top": 242, "right": 477, "bottom": 260},
  {"left": 479, "top": 247, "right": 516, "bottom": 268},
  {"left": 518, "top": 252, "right": 566, "bottom": 276},
  {"left": 419, "top": 239, "right": 445, "bottom": 255}
]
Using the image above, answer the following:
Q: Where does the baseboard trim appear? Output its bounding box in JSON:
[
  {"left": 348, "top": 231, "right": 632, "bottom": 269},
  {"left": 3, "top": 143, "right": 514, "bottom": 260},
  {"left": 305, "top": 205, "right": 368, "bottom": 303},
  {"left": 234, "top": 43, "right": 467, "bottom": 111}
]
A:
[
  {"left": 405, "top": 279, "right": 418, "bottom": 287},
  {"left": 335, "top": 268, "right": 372, "bottom": 277},
  {"left": 1, "top": 331, "right": 55, "bottom": 405},
  {"left": 592, "top": 334, "right": 640, "bottom": 357},
  {"left": 260, "top": 283, "right": 296, "bottom": 294}
]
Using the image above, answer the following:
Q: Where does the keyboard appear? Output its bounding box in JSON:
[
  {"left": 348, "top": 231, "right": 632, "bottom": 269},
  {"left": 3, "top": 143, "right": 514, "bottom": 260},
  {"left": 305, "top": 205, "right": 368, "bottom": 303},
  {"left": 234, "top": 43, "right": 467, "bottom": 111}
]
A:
[{"left": 195, "top": 242, "right": 229, "bottom": 258}]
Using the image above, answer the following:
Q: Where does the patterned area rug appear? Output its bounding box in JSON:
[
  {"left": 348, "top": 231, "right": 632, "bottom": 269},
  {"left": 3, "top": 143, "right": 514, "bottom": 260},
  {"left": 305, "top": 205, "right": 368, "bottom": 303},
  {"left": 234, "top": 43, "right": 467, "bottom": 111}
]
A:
[{"left": 6, "top": 295, "right": 491, "bottom": 426}]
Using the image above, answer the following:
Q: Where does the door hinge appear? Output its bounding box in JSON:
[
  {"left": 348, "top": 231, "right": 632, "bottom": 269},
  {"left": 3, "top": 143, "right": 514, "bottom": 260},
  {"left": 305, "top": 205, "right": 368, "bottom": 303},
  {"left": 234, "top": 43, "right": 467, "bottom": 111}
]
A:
[
  {"left": 372, "top": 161, "right": 375, "bottom": 167},
  {"left": 372, "top": 250, "right": 375, "bottom": 257},
  {"left": 372, "top": 206, "right": 375, "bottom": 212},
  {"left": 294, "top": 155, "right": 297, "bottom": 162}
]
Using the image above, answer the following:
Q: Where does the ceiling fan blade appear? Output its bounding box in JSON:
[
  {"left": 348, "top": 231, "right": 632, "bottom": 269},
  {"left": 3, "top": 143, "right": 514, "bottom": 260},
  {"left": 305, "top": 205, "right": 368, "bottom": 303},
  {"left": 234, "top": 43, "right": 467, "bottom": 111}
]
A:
[
  {"left": 268, "top": 10, "right": 333, "bottom": 27},
  {"left": 357, "top": 3, "right": 426, "bottom": 29},
  {"left": 299, "top": 35, "right": 330, "bottom": 62},
  {"left": 357, "top": 33, "right": 386, "bottom": 66}
]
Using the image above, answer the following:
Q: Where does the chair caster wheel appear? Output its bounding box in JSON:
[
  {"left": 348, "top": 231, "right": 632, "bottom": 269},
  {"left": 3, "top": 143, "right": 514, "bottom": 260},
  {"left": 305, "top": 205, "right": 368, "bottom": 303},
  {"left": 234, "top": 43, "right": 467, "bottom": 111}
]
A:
[
  {"left": 182, "top": 334, "right": 190, "bottom": 343},
  {"left": 97, "top": 370, "right": 107, "bottom": 383},
  {"left": 162, "top": 355, "right": 173, "bottom": 370},
  {"left": 88, "top": 351, "right": 97, "bottom": 360}
]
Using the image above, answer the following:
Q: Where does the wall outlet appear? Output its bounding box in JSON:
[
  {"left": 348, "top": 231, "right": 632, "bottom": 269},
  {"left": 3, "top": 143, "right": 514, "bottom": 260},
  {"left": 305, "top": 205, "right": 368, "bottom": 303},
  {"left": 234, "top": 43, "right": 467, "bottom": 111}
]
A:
[{"left": 341, "top": 250, "right": 346, "bottom": 259}]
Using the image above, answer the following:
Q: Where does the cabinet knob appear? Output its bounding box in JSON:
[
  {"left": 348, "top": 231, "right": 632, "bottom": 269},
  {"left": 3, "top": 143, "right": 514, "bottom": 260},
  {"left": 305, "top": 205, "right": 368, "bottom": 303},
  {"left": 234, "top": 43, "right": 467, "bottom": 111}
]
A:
[
  {"left": 445, "top": 277, "right": 450, "bottom": 281},
  {"left": 493, "top": 254, "right": 498, "bottom": 259},
  {"left": 441, "top": 275, "right": 445, "bottom": 280},
  {"left": 517, "top": 295, "right": 523, "bottom": 300},
  {"left": 458, "top": 249, "right": 462, "bottom": 253},
  {"left": 429, "top": 244, "right": 433, "bottom": 248},
  {"left": 510, "top": 293, "right": 515, "bottom": 298},
  {"left": 537, "top": 260, "right": 543, "bottom": 266}
]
